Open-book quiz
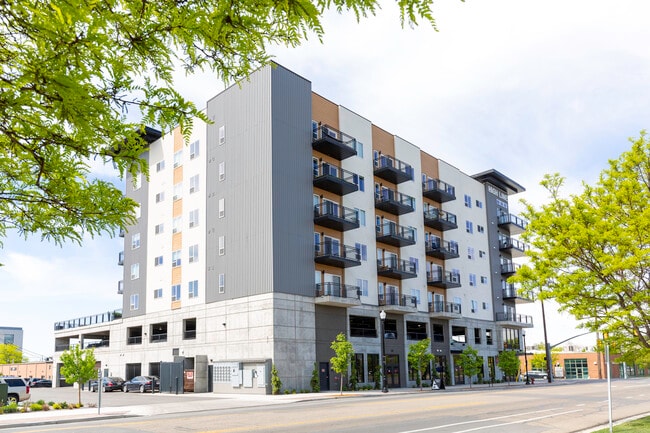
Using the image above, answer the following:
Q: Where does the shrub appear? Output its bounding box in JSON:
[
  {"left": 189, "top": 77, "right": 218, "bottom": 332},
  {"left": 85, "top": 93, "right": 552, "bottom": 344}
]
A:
[
  {"left": 52, "top": 403, "right": 62, "bottom": 410},
  {"left": 59, "top": 401, "right": 68, "bottom": 409},
  {"left": 30, "top": 403, "right": 43, "bottom": 412},
  {"left": 4, "top": 403, "right": 19, "bottom": 413},
  {"left": 48, "top": 401, "right": 56, "bottom": 406},
  {"left": 271, "top": 364, "right": 282, "bottom": 395},
  {"left": 310, "top": 362, "right": 320, "bottom": 393}
]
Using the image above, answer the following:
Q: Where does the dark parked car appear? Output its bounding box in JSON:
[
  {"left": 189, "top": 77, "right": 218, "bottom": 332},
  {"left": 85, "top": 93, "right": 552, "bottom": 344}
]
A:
[
  {"left": 30, "top": 379, "right": 52, "bottom": 388},
  {"left": 123, "top": 376, "right": 159, "bottom": 393},
  {"left": 91, "top": 377, "right": 125, "bottom": 392},
  {"left": 521, "top": 370, "right": 549, "bottom": 381}
]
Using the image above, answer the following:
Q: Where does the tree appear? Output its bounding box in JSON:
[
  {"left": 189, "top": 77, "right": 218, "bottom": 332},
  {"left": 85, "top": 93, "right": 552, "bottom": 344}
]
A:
[
  {"left": 497, "top": 350, "right": 521, "bottom": 385},
  {"left": 59, "top": 346, "right": 96, "bottom": 406},
  {"left": 513, "top": 133, "right": 650, "bottom": 365},
  {"left": 456, "top": 346, "right": 483, "bottom": 387},
  {"left": 0, "top": 344, "right": 27, "bottom": 364},
  {"left": 531, "top": 351, "right": 559, "bottom": 370},
  {"left": 407, "top": 338, "right": 433, "bottom": 390},
  {"left": 0, "top": 0, "right": 442, "bottom": 250},
  {"left": 271, "top": 364, "right": 282, "bottom": 395},
  {"left": 330, "top": 333, "right": 354, "bottom": 395},
  {"left": 310, "top": 362, "right": 320, "bottom": 393}
]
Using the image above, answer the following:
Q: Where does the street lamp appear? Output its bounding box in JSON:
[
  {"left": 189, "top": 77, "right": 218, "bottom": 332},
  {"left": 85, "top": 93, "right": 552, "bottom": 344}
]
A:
[
  {"left": 522, "top": 330, "right": 530, "bottom": 385},
  {"left": 380, "top": 310, "right": 388, "bottom": 393}
]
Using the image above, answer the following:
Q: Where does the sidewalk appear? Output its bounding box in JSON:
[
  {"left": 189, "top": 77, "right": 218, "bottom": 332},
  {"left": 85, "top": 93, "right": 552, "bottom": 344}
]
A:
[{"left": 0, "top": 380, "right": 534, "bottom": 429}]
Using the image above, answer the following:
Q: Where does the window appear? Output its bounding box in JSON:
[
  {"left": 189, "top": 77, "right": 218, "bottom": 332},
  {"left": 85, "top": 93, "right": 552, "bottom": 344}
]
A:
[
  {"left": 349, "top": 315, "right": 377, "bottom": 338},
  {"left": 481, "top": 276, "right": 488, "bottom": 284},
  {"left": 172, "top": 250, "right": 181, "bottom": 267},
  {"left": 173, "top": 150, "right": 182, "bottom": 168},
  {"left": 171, "top": 284, "right": 181, "bottom": 301},
  {"left": 188, "top": 280, "right": 199, "bottom": 298},
  {"left": 476, "top": 200, "right": 483, "bottom": 208},
  {"left": 432, "top": 324, "right": 444, "bottom": 343},
  {"left": 471, "top": 300, "right": 478, "bottom": 313},
  {"left": 409, "top": 257, "right": 419, "bottom": 273},
  {"left": 189, "top": 140, "right": 200, "bottom": 159},
  {"left": 467, "top": 247, "right": 474, "bottom": 260},
  {"left": 189, "top": 244, "right": 199, "bottom": 263},
  {"left": 173, "top": 182, "right": 182, "bottom": 201},
  {"left": 469, "top": 273, "right": 477, "bottom": 286},
  {"left": 483, "top": 302, "right": 489, "bottom": 310},
  {"left": 355, "top": 208, "right": 366, "bottom": 226},
  {"left": 218, "top": 162, "right": 225, "bottom": 181},
  {"left": 184, "top": 318, "right": 197, "bottom": 340},
  {"left": 486, "top": 329, "right": 493, "bottom": 345},
  {"left": 477, "top": 225, "right": 485, "bottom": 233},
  {"left": 464, "top": 194, "right": 472, "bottom": 208},
  {"left": 479, "top": 250, "right": 486, "bottom": 258},
  {"left": 130, "top": 263, "right": 139, "bottom": 280},
  {"left": 218, "top": 125, "right": 225, "bottom": 145},
  {"left": 451, "top": 326, "right": 466, "bottom": 344},
  {"left": 355, "top": 243, "right": 367, "bottom": 261},
  {"left": 154, "top": 256, "right": 163, "bottom": 266},
  {"left": 474, "top": 328, "right": 481, "bottom": 344},
  {"left": 218, "top": 198, "right": 225, "bottom": 218},
  {"left": 218, "top": 273, "right": 225, "bottom": 293},
  {"left": 410, "top": 288, "right": 421, "bottom": 306},
  {"left": 406, "top": 321, "right": 427, "bottom": 340},
  {"left": 356, "top": 278, "right": 368, "bottom": 297},
  {"left": 154, "top": 288, "right": 163, "bottom": 299},
  {"left": 156, "top": 160, "right": 165, "bottom": 172},
  {"left": 218, "top": 236, "right": 225, "bottom": 256},
  {"left": 189, "top": 209, "right": 199, "bottom": 228},
  {"left": 155, "top": 223, "right": 164, "bottom": 235},
  {"left": 131, "top": 233, "right": 140, "bottom": 250},
  {"left": 130, "top": 294, "right": 139, "bottom": 311},
  {"left": 189, "top": 174, "right": 199, "bottom": 193},
  {"left": 155, "top": 192, "right": 165, "bottom": 203},
  {"left": 133, "top": 173, "right": 142, "bottom": 190},
  {"left": 466, "top": 220, "right": 473, "bottom": 234},
  {"left": 173, "top": 216, "right": 182, "bottom": 233},
  {"left": 355, "top": 140, "right": 364, "bottom": 159}
]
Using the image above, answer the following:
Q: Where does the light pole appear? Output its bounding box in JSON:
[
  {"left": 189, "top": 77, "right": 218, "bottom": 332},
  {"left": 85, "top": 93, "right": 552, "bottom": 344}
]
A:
[
  {"left": 380, "top": 310, "right": 388, "bottom": 393},
  {"left": 522, "top": 330, "right": 530, "bottom": 385}
]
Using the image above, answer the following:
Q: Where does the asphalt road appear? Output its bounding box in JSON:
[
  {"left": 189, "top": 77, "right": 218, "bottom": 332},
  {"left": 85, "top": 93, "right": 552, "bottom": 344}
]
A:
[{"left": 7, "top": 378, "right": 650, "bottom": 433}]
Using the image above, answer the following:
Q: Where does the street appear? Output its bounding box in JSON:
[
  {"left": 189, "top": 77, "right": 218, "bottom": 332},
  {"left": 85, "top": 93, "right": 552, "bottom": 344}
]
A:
[{"left": 4, "top": 378, "right": 649, "bottom": 433}]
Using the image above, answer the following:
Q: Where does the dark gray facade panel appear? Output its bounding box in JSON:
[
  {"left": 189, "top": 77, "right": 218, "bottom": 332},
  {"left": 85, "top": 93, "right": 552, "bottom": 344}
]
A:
[
  {"left": 123, "top": 150, "right": 150, "bottom": 318},
  {"left": 315, "top": 305, "right": 347, "bottom": 390},
  {"left": 270, "top": 66, "right": 314, "bottom": 297}
]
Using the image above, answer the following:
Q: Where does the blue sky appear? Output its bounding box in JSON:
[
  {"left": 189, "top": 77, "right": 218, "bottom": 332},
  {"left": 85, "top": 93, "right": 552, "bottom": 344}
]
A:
[{"left": 3, "top": 0, "right": 650, "bottom": 358}]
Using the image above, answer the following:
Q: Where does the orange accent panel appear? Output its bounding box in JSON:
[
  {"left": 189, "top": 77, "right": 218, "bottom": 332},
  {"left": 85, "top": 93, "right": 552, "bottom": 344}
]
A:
[
  {"left": 371, "top": 125, "right": 395, "bottom": 156},
  {"left": 312, "top": 93, "right": 339, "bottom": 129},
  {"left": 173, "top": 198, "right": 183, "bottom": 217},
  {"left": 173, "top": 127, "right": 184, "bottom": 152},
  {"left": 171, "top": 300, "right": 182, "bottom": 310},
  {"left": 174, "top": 166, "right": 183, "bottom": 184},
  {"left": 172, "top": 266, "right": 182, "bottom": 285},
  {"left": 420, "top": 151, "right": 440, "bottom": 179},
  {"left": 172, "top": 232, "right": 182, "bottom": 251}
]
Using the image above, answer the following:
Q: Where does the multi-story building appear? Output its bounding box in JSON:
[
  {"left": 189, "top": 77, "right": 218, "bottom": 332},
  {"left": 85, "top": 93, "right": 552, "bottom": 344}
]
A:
[
  {"left": 0, "top": 326, "right": 23, "bottom": 349},
  {"left": 53, "top": 63, "right": 532, "bottom": 393}
]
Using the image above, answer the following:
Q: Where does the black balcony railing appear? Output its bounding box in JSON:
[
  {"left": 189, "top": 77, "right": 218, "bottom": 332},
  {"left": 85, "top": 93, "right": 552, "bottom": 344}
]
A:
[
  {"left": 314, "top": 242, "right": 362, "bottom": 268},
  {"left": 127, "top": 336, "right": 142, "bottom": 345},
  {"left": 376, "top": 222, "right": 416, "bottom": 247},
  {"left": 313, "top": 162, "right": 359, "bottom": 195},
  {"left": 150, "top": 333, "right": 168, "bottom": 343},
  {"left": 423, "top": 207, "right": 458, "bottom": 231},
  {"left": 379, "top": 293, "right": 418, "bottom": 308},
  {"left": 373, "top": 154, "right": 414, "bottom": 184},
  {"left": 312, "top": 124, "right": 358, "bottom": 160},
  {"left": 498, "top": 213, "right": 528, "bottom": 234},
  {"left": 427, "top": 269, "right": 461, "bottom": 288},
  {"left": 314, "top": 202, "right": 360, "bottom": 231},
  {"left": 428, "top": 301, "right": 462, "bottom": 315},
  {"left": 377, "top": 257, "right": 417, "bottom": 279},
  {"left": 374, "top": 188, "right": 415, "bottom": 215},
  {"left": 315, "top": 282, "right": 361, "bottom": 299},
  {"left": 495, "top": 312, "right": 534, "bottom": 325},
  {"left": 425, "top": 238, "right": 459, "bottom": 260},
  {"left": 54, "top": 309, "right": 123, "bottom": 331},
  {"left": 499, "top": 234, "right": 527, "bottom": 257},
  {"left": 422, "top": 178, "right": 456, "bottom": 202},
  {"left": 500, "top": 260, "right": 520, "bottom": 275}
]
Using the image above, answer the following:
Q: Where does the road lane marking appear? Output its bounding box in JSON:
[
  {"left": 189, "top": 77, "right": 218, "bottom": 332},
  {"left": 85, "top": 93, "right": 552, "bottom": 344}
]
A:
[{"left": 450, "top": 409, "right": 583, "bottom": 432}]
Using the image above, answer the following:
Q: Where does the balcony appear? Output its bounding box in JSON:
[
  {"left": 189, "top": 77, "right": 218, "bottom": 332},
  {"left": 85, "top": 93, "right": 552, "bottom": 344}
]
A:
[
  {"left": 499, "top": 234, "right": 528, "bottom": 258},
  {"left": 117, "top": 280, "right": 124, "bottom": 295},
  {"left": 423, "top": 208, "right": 457, "bottom": 231},
  {"left": 314, "top": 242, "right": 362, "bottom": 268},
  {"left": 498, "top": 213, "right": 528, "bottom": 234},
  {"left": 373, "top": 154, "right": 414, "bottom": 184},
  {"left": 379, "top": 293, "right": 418, "bottom": 314},
  {"left": 425, "top": 238, "right": 459, "bottom": 260},
  {"left": 313, "top": 162, "right": 359, "bottom": 196},
  {"left": 500, "top": 260, "right": 521, "bottom": 275},
  {"left": 495, "top": 312, "right": 534, "bottom": 328},
  {"left": 377, "top": 257, "right": 417, "bottom": 280},
  {"left": 312, "top": 124, "right": 357, "bottom": 160},
  {"left": 502, "top": 284, "right": 533, "bottom": 304},
  {"left": 376, "top": 222, "right": 416, "bottom": 247},
  {"left": 315, "top": 282, "right": 362, "bottom": 307},
  {"left": 54, "top": 309, "right": 123, "bottom": 331},
  {"left": 428, "top": 301, "right": 462, "bottom": 320},
  {"left": 118, "top": 251, "right": 124, "bottom": 266},
  {"left": 422, "top": 179, "right": 456, "bottom": 203},
  {"left": 375, "top": 188, "right": 415, "bottom": 215},
  {"left": 314, "top": 202, "right": 360, "bottom": 232},
  {"left": 427, "top": 269, "right": 461, "bottom": 289}
]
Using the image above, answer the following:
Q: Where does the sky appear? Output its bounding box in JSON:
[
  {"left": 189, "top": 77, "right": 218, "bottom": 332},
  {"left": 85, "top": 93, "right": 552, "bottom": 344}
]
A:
[{"left": 3, "top": 0, "right": 650, "bottom": 359}]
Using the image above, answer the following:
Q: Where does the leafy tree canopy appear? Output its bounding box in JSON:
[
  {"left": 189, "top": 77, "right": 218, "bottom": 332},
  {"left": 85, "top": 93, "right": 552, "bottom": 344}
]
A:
[
  {"left": 330, "top": 332, "right": 354, "bottom": 395},
  {"left": 456, "top": 345, "right": 483, "bottom": 387},
  {"left": 407, "top": 338, "right": 433, "bottom": 390},
  {"left": 0, "top": 344, "right": 27, "bottom": 364},
  {"left": 60, "top": 346, "right": 96, "bottom": 405},
  {"left": 512, "top": 133, "right": 650, "bottom": 365},
  {"left": 497, "top": 350, "right": 520, "bottom": 383},
  {"left": 0, "top": 0, "right": 443, "bottom": 249}
]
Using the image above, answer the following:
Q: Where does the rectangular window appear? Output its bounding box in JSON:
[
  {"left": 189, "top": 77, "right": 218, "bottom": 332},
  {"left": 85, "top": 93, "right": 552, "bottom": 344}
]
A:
[
  {"left": 481, "top": 276, "right": 488, "bottom": 284},
  {"left": 354, "top": 243, "right": 367, "bottom": 261},
  {"left": 154, "top": 256, "right": 163, "bottom": 266},
  {"left": 131, "top": 233, "right": 140, "bottom": 250},
  {"left": 466, "top": 220, "right": 473, "bottom": 234},
  {"left": 469, "top": 274, "right": 476, "bottom": 286},
  {"left": 218, "top": 273, "right": 225, "bottom": 293},
  {"left": 474, "top": 328, "right": 481, "bottom": 344},
  {"left": 172, "top": 284, "right": 181, "bottom": 301},
  {"left": 174, "top": 150, "right": 182, "bottom": 168},
  {"left": 471, "top": 300, "right": 478, "bottom": 313},
  {"left": 156, "top": 160, "right": 165, "bottom": 172},
  {"left": 406, "top": 321, "right": 427, "bottom": 340},
  {"left": 130, "top": 263, "right": 139, "bottom": 280},
  {"left": 188, "top": 280, "right": 199, "bottom": 298},
  {"left": 154, "top": 223, "right": 164, "bottom": 235},
  {"left": 410, "top": 288, "right": 421, "bottom": 306},
  {"left": 189, "top": 174, "right": 199, "bottom": 193},
  {"left": 189, "top": 244, "right": 199, "bottom": 263},
  {"left": 452, "top": 326, "right": 466, "bottom": 344},
  {"left": 356, "top": 278, "right": 369, "bottom": 297},
  {"left": 486, "top": 329, "right": 493, "bottom": 345},
  {"left": 173, "top": 182, "right": 182, "bottom": 201},
  {"left": 218, "top": 162, "right": 225, "bottom": 181},
  {"left": 432, "top": 324, "right": 444, "bottom": 343},
  {"left": 189, "top": 209, "right": 199, "bottom": 228},
  {"left": 156, "top": 192, "right": 164, "bottom": 203},
  {"left": 483, "top": 302, "right": 489, "bottom": 310},
  {"left": 172, "top": 250, "right": 181, "bottom": 267},
  {"left": 409, "top": 257, "right": 419, "bottom": 273},
  {"left": 349, "top": 315, "right": 377, "bottom": 338},
  {"left": 219, "top": 125, "right": 225, "bottom": 145},
  {"left": 479, "top": 250, "right": 486, "bottom": 258},
  {"left": 154, "top": 288, "right": 163, "bottom": 299},
  {"left": 464, "top": 194, "right": 472, "bottom": 207},
  {"left": 173, "top": 216, "right": 182, "bottom": 233},
  {"left": 189, "top": 140, "right": 200, "bottom": 160},
  {"left": 477, "top": 225, "right": 485, "bottom": 233},
  {"left": 355, "top": 208, "right": 366, "bottom": 226},
  {"left": 218, "top": 236, "right": 225, "bottom": 256},
  {"left": 476, "top": 200, "right": 483, "bottom": 208},
  {"left": 130, "top": 294, "right": 139, "bottom": 311},
  {"left": 355, "top": 140, "right": 364, "bottom": 159},
  {"left": 467, "top": 247, "right": 474, "bottom": 260},
  {"left": 218, "top": 198, "right": 225, "bottom": 218}
]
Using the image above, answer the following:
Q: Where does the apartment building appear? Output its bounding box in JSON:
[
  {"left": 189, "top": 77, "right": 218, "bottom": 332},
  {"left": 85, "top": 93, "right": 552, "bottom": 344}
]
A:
[{"left": 53, "top": 63, "right": 532, "bottom": 393}]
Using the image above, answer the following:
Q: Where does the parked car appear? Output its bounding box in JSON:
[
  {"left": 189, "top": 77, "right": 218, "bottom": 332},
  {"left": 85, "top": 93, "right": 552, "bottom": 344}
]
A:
[
  {"left": 30, "top": 379, "right": 52, "bottom": 388},
  {"left": 90, "top": 377, "right": 125, "bottom": 392},
  {"left": 123, "top": 376, "right": 159, "bottom": 393},
  {"left": 0, "top": 377, "right": 30, "bottom": 404},
  {"left": 521, "top": 370, "right": 549, "bottom": 381}
]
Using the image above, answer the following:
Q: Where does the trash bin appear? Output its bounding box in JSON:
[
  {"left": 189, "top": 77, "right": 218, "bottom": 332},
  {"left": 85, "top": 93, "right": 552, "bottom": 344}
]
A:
[{"left": 0, "top": 383, "right": 8, "bottom": 406}]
